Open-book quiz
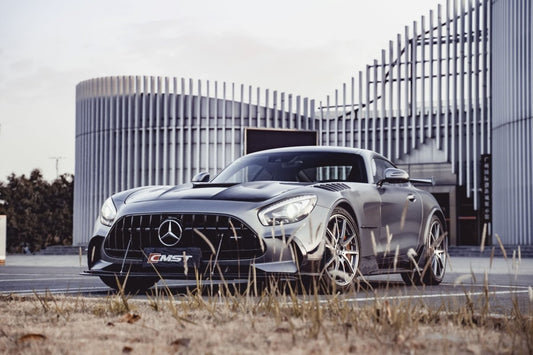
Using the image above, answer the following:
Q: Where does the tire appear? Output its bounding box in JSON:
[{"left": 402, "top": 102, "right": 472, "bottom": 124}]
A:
[
  {"left": 99, "top": 275, "right": 158, "bottom": 294},
  {"left": 402, "top": 215, "right": 447, "bottom": 286},
  {"left": 319, "top": 207, "right": 360, "bottom": 292}
]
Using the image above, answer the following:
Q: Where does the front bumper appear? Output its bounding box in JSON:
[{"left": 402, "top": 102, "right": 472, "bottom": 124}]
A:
[
  {"left": 83, "top": 260, "right": 300, "bottom": 280},
  {"left": 85, "top": 198, "right": 331, "bottom": 281},
  {"left": 84, "top": 233, "right": 317, "bottom": 281}
]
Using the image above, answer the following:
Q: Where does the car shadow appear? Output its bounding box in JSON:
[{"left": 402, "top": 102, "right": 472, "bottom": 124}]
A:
[
  {"left": 133, "top": 277, "right": 411, "bottom": 298},
  {"left": 84, "top": 275, "right": 415, "bottom": 297}
]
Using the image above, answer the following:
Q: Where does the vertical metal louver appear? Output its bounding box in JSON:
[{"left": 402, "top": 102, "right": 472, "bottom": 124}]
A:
[{"left": 74, "top": 77, "right": 315, "bottom": 245}]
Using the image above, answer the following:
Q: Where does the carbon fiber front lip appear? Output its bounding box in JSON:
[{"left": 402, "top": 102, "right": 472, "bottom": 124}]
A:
[{"left": 83, "top": 253, "right": 301, "bottom": 280}]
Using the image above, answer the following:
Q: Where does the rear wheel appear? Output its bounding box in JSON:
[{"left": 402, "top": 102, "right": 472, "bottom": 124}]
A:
[
  {"left": 99, "top": 275, "right": 158, "bottom": 294},
  {"left": 402, "top": 215, "right": 447, "bottom": 286},
  {"left": 320, "top": 207, "right": 360, "bottom": 292}
]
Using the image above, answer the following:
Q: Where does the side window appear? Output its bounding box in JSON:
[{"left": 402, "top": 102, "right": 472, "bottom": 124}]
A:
[{"left": 372, "top": 158, "right": 395, "bottom": 183}]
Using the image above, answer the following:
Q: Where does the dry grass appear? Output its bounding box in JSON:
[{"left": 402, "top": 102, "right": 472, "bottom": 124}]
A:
[
  {"left": 0, "top": 279, "right": 531, "bottom": 355},
  {"left": 2, "top": 224, "right": 531, "bottom": 354}
]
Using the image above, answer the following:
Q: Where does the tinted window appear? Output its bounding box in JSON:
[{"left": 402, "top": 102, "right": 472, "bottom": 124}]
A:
[{"left": 212, "top": 151, "right": 368, "bottom": 184}]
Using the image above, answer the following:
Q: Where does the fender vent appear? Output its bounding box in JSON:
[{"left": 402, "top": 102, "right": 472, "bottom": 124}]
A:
[{"left": 313, "top": 182, "right": 350, "bottom": 192}]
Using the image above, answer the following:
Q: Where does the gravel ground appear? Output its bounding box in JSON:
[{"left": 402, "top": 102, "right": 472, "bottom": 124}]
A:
[{"left": 1, "top": 292, "right": 531, "bottom": 355}]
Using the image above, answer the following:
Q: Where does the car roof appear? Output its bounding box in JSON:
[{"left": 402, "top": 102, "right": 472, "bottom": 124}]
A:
[{"left": 246, "top": 145, "right": 387, "bottom": 162}]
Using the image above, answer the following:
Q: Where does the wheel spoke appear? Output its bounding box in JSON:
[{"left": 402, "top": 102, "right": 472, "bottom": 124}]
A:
[
  {"left": 434, "top": 249, "right": 445, "bottom": 256},
  {"left": 432, "top": 256, "right": 439, "bottom": 275},
  {"left": 323, "top": 253, "right": 338, "bottom": 271},
  {"left": 340, "top": 219, "right": 347, "bottom": 241},
  {"left": 341, "top": 254, "right": 355, "bottom": 274},
  {"left": 434, "top": 255, "right": 444, "bottom": 277},
  {"left": 340, "top": 256, "right": 347, "bottom": 275},
  {"left": 331, "top": 218, "right": 340, "bottom": 247},
  {"left": 435, "top": 252, "right": 446, "bottom": 269},
  {"left": 343, "top": 250, "right": 359, "bottom": 256},
  {"left": 431, "top": 246, "right": 446, "bottom": 278},
  {"left": 324, "top": 239, "right": 336, "bottom": 253},
  {"left": 341, "top": 232, "right": 356, "bottom": 247},
  {"left": 438, "top": 256, "right": 444, "bottom": 273}
]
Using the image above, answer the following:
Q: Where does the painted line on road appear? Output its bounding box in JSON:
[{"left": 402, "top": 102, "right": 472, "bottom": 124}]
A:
[
  {"left": 441, "top": 282, "right": 530, "bottom": 289},
  {"left": 0, "top": 273, "right": 80, "bottom": 277},
  {"left": 4, "top": 288, "right": 531, "bottom": 303},
  {"left": 2, "top": 286, "right": 111, "bottom": 295},
  {"left": 340, "top": 289, "right": 530, "bottom": 304},
  {"left": 0, "top": 277, "right": 88, "bottom": 282}
]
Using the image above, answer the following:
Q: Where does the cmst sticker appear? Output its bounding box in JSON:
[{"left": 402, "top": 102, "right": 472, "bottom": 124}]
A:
[{"left": 147, "top": 253, "right": 193, "bottom": 264}]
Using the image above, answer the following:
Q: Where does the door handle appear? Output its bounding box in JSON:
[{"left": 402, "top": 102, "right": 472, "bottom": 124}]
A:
[{"left": 407, "top": 194, "right": 416, "bottom": 202}]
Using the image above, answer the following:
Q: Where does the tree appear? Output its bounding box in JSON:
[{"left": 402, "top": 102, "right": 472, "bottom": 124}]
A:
[{"left": 0, "top": 170, "right": 74, "bottom": 253}]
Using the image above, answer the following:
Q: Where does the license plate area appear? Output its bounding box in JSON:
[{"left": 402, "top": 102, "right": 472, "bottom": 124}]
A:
[{"left": 143, "top": 247, "right": 202, "bottom": 268}]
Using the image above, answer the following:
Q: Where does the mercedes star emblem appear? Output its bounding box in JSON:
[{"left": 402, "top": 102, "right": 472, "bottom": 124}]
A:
[{"left": 157, "top": 219, "right": 183, "bottom": 247}]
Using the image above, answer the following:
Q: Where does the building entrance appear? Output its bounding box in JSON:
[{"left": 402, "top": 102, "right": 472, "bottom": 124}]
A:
[{"left": 245, "top": 128, "right": 317, "bottom": 154}]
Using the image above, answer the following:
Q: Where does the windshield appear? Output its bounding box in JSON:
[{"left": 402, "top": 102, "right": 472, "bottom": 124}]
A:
[{"left": 211, "top": 151, "right": 368, "bottom": 184}]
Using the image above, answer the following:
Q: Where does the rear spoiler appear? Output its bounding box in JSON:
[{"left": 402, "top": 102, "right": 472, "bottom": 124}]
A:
[{"left": 410, "top": 177, "right": 435, "bottom": 186}]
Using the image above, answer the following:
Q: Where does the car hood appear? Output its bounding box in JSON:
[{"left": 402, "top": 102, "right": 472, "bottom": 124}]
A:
[{"left": 124, "top": 181, "right": 306, "bottom": 204}]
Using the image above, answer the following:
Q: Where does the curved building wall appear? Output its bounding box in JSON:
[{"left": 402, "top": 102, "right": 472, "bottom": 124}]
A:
[
  {"left": 74, "top": 76, "right": 315, "bottom": 245},
  {"left": 491, "top": 0, "right": 533, "bottom": 244}
]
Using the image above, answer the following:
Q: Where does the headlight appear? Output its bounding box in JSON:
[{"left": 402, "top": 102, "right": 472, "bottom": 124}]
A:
[
  {"left": 258, "top": 195, "right": 317, "bottom": 226},
  {"left": 100, "top": 197, "right": 117, "bottom": 226}
]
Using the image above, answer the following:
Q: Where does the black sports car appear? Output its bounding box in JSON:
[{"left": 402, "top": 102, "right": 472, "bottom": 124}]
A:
[{"left": 85, "top": 146, "right": 447, "bottom": 292}]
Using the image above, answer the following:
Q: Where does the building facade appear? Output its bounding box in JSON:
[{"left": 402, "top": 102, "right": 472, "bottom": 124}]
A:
[
  {"left": 74, "top": 77, "right": 316, "bottom": 244},
  {"left": 491, "top": 0, "right": 532, "bottom": 245},
  {"left": 74, "top": 0, "right": 532, "bottom": 246}
]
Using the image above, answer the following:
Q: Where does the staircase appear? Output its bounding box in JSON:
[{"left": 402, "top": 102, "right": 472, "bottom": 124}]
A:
[{"left": 448, "top": 245, "right": 533, "bottom": 258}]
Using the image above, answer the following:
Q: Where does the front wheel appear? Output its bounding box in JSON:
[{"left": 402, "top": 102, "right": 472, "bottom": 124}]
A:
[
  {"left": 320, "top": 207, "right": 360, "bottom": 292},
  {"left": 402, "top": 215, "right": 447, "bottom": 286}
]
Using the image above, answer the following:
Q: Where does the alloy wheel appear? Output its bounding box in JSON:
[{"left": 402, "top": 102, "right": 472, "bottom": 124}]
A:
[{"left": 323, "top": 208, "right": 360, "bottom": 288}]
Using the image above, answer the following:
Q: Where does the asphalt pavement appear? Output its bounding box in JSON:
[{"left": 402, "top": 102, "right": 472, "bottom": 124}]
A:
[
  {"left": 3, "top": 253, "right": 533, "bottom": 275},
  {"left": 1, "top": 254, "right": 532, "bottom": 315}
]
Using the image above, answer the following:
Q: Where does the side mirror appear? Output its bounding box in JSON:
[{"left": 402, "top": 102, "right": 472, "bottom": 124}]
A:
[
  {"left": 192, "top": 172, "right": 210, "bottom": 183},
  {"left": 377, "top": 168, "right": 409, "bottom": 187}
]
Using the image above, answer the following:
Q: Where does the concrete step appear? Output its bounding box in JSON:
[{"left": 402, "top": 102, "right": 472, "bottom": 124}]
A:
[
  {"left": 39, "top": 245, "right": 85, "bottom": 255},
  {"left": 448, "top": 245, "right": 533, "bottom": 258}
]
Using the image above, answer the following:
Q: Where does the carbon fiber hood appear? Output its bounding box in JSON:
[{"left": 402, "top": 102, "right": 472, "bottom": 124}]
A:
[{"left": 124, "top": 181, "right": 305, "bottom": 203}]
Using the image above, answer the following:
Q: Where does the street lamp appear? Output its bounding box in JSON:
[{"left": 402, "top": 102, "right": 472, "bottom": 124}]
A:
[{"left": 49, "top": 157, "right": 66, "bottom": 179}]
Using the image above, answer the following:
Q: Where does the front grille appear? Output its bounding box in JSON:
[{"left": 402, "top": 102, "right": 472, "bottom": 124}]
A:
[{"left": 103, "top": 214, "right": 263, "bottom": 261}]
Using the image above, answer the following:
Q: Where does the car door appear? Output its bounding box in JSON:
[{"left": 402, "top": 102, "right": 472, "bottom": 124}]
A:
[{"left": 371, "top": 157, "right": 423, "bottom": 266}]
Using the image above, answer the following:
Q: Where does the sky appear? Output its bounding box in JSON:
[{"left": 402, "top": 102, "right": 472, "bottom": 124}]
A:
[{"left": 0, "top": 0, "right": 445, "bottom": 181}]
